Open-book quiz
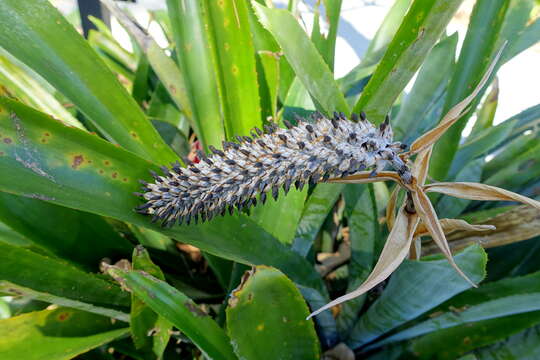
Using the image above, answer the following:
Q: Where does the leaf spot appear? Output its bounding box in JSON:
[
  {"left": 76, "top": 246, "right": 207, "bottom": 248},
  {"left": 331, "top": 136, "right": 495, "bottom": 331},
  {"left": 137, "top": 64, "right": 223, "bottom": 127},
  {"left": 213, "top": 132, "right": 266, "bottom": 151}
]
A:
[
  {"left": 72, "top": 154, "right": 84, "bottom": 169},
  {"left": 57, "top": 312, "right": 71, "bottom": 321}
]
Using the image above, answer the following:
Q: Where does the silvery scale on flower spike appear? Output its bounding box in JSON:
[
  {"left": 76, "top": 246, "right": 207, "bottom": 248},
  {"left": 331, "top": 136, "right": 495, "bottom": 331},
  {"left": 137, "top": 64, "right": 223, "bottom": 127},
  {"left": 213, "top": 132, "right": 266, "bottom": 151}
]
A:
[{"left": 135, "top": 112, "right": 411, "bottom": 227}]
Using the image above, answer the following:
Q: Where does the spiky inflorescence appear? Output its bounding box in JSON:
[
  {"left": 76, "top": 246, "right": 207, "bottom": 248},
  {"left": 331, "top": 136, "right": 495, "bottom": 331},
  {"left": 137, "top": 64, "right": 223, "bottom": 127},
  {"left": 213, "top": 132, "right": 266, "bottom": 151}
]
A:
[{"left": 135, "top": 112, "right": 411, "bottom": 226}]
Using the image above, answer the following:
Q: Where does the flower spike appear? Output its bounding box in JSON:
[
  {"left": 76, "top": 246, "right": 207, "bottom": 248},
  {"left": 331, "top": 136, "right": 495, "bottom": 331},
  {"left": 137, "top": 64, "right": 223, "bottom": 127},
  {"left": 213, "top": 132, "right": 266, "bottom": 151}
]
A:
[{"left": 136, "top": 113, "right": 411, "bottom": 227}]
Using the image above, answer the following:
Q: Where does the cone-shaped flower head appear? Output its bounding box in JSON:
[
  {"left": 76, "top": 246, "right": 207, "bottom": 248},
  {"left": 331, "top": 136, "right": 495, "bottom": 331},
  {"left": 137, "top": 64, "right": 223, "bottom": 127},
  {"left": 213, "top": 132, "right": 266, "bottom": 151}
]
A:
[{"left": 136, "top": 112, "right": 410, "bottom": 226}]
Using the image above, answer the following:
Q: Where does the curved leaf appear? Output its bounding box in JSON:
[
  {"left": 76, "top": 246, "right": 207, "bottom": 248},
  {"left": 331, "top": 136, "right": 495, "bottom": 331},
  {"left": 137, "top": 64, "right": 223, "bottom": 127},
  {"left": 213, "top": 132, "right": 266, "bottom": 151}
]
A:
[
  {"left": 353, "top": 0, "right": 464, "bottom": 123},
  {"left": 205, "top": 0, "right": 262, "bottom": 137},
  {"left": 347, "top": 244, "right": 486, "bottom": 348},
  {"left": 0, "top": 0, "right": 177, "bottom": 163},
  {"left": 107, "top": 266, "right": 236, "bottom": 360},
  {"left": 0, "top": 98, "right": 324, "bottom": 292},
  {"left": 226, "top": 266, "right": 320, "bottom": 360},
  {"left": 252, "top": 3, "right": 349, "bottom": 115},
  {"left": 0, "top": 242, "right": 129, "bottom": 320},
  {"left": 0, "top": 307, "right": 129, "bottom": 360}
]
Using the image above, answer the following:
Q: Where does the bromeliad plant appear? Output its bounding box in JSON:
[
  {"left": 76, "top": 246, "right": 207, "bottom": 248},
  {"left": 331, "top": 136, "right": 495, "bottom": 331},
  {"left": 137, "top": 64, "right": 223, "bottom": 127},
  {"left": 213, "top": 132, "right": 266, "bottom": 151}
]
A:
[{"left": 0, "top": 0, "right": 539, "bottom": 359}]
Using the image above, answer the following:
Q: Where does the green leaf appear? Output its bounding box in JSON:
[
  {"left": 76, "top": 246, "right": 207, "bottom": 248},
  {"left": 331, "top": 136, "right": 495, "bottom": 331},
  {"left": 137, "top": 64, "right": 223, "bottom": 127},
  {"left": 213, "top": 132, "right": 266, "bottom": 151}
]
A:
[
  {"left": 504, "top": 16, "right": 540, "bottom": 61},
  {"left": 361, "top": 0, "right": 413, "bottom": 68},
  {"left": 311, "top": 0, "right": 342, "bottom": 70},
  {"left": 107, "top": 266, "right": 236, "bottom": 360},
  {"left": 0, "top": 192, "right": 132, "bottom": 270},
  {"left": 448, "top": 119, "right": 516, "bottom": 180},
  {"left": 252, "top": 187, "right": 308, "bottom": 244},
  {"left": 437, "top": 158, "right": 483, "bottom": 218},
  {"left": 353, "top": 0, "right": 464, "bottom": 123},
  {"left": 472, "top": 324, "right": 540, "bottom": 360},
  {"left": 0, "top": 98, "right": 323, "bottom": 292},
  {"left": 431, "top": 0, "right": 510, "bottom": 180},
  {"left": 252, "top": 3, "right": 349, "bottom": 115},
  {"left": 471, "top": 79, "right": 499, "bottom": 134},
  {"left": 0, "top": 307, "right": 128, "bottom": 360},
  {"left": 246, "top": 1, "right": 294, "bottom": 102},
  {"left": 166, "top": 0, "right": 225, "bottom": 148},
  {"left": 0, "top": 52, "right": 82, "bottom": 129},
  {"left": 337, "top": 185, "right": 378, "bottom": 335},
  {"left": 338, "top": 0, "right": 412, "bottom": 97},
  {"left": 101, "top": 1, "right": 194, "bottom": 130},
  {"left": 484, "top": 141, "right": 540, "bottom": 190},
  {"left": 130, "top": 246, "right": 172, "bottom": 359},
  {"left": 205, "top": 0, "right": 262, "bottom": 138},
  {"left": 409, "top": 311, "right": 540, "bottom": 360},
  {"left": 0, "top": 0, "right": 177, "bottom": 163},
  {"left": 292, "top": 184, "right": 344, "bottom": 257},
  {"left": 393, "top": 33, "right": 458, "bottom": 143},
  {"left": 347, "top": 244, "right": 487, "bottom": 348},
  {"left": 226, "top": 266, "right": 321, "bottom": 359},
  {"left": 257, "top": 51, "right": 280, "bottom": 119},
  {"left": 0, "top": 242, "right": 129, "bottom": 321},
  {"left": 373, "top": 293, "right": 540, "bottom": 347}
]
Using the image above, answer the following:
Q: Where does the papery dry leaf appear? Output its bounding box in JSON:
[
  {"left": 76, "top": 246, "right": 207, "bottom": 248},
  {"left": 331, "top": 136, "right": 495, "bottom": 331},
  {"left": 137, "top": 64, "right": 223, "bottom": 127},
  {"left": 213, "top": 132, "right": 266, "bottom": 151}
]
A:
[
  {"left": 411, "top": 188, "right": 477, "bottom": 287},
  {"left": 424, "top": 206, "right": 540, "bottom": 255},
  {"left": 386, "top": 186, "right": 401, "bottom": 231},
  {"left": 424, "top": 182, "right": 540, "bottom": 210},
  {"left": 414, "top": 218, "right": 496, "bottom": 238},
  {"left": 307, "top": 204, "right": 419, "bottom": 319},
  {"left": 413, "top": 147, "right": 433, "bottom": 185},
  {"left": 409, "top": 44, "right": 506, "bottom": 156},
  {"left": 330, "top": 171, "right": 402, "bottom": 184}
]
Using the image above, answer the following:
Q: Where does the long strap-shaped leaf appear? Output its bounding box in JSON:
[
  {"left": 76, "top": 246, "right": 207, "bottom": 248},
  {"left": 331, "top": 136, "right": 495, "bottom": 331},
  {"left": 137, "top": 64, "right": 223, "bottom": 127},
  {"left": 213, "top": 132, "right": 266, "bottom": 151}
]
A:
[
  {"left": 106, "top": 266, "right": 236, "bottom": 360},
  {"left": 0, "top": 98, "right": 324, "bottom": 293},
  {"left": 0, "top": 0, "right": 177, "bottom": 163}
]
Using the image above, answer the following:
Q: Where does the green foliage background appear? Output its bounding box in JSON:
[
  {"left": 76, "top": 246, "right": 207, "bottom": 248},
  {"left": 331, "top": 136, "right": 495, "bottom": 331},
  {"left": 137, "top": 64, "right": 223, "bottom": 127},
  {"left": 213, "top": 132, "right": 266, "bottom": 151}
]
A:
[{"left": 0, "top": 0, "right": 539, "bottom": 359}]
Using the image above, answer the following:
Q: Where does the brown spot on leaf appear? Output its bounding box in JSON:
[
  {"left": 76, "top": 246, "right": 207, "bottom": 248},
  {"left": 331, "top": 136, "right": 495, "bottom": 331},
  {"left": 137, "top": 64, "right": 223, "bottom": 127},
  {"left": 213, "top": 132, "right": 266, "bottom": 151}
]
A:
[
  {"left": 99, "top": 169, "right": 104, "bottom": 174},
  {"left": 72, "top": 155, "right": 84, "bottom": 169},
  {"left": 112, "top": 172, "right": 118, "bottom": 179},
  {"left": 44, "top": 132, "right": 50, "bottom": 137},
  {"left": 3, "top": 137, "right": 12, "bottom": 144},
  {"left": 122, "top": 177, "right": 128, "bottom": 182},
  {"left": 184, "top": 301, "right": 207, "bottom": 317},
  {"left": 168, "top": 85, "right": 176, "bottom": 95},
  {"left": 130, "top": 131, "right": 139, "bottom": 139},
  {"left": 104, "top": 160, "right": 110, "bottom": 166},
  {"left": 0, "top": 152, "right": 4, "bottom": 156},
  {"left": 57, "top": 312, "right": 71, "bottom": 321}
]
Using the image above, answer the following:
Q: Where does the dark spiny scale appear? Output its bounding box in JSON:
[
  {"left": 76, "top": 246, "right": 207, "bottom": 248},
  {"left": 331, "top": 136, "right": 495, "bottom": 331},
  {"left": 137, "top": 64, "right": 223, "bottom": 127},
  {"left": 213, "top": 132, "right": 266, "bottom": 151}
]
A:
[
  {"left": 239, "top": 149, "right": 251, "bottom": 157},
  {"left": 139, "top": 179, "right": 148, "bottom": 186},
  {"left": 351, "top": 113, "right": 359, "bottom": 122},
  {"left": 360, "top": 111, "right": 367, "bottom": 121},
  {"left": 339, "top": 112, "right": 346, "bottom": 120},
  {"left": 136, "top": 111, "right": 411, "bottom": 226},
  {"left": 284, "top": 119, "right": 293, "bottom": 129}
]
